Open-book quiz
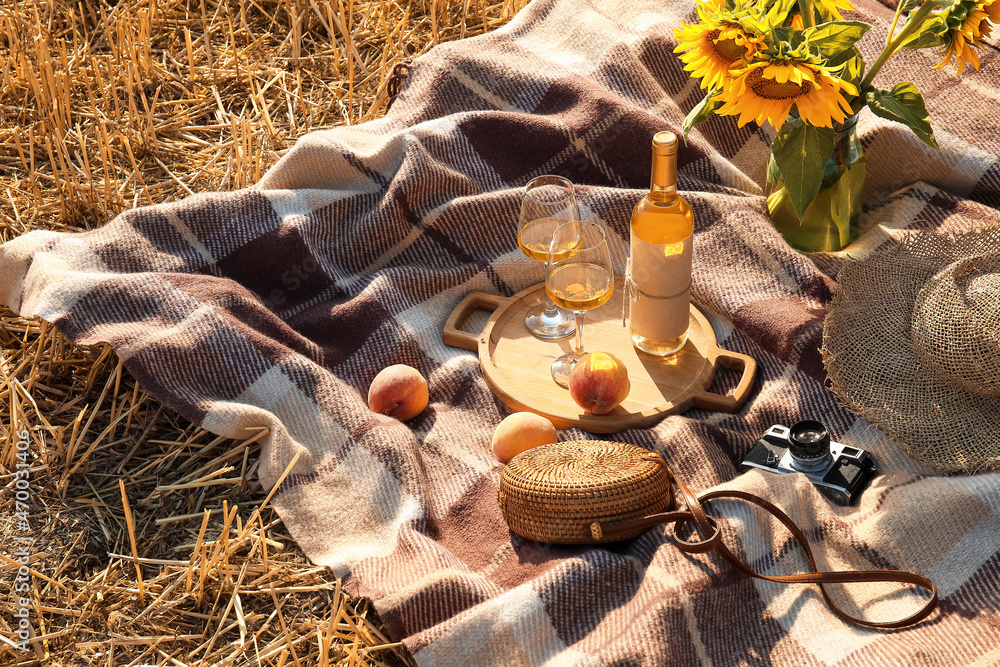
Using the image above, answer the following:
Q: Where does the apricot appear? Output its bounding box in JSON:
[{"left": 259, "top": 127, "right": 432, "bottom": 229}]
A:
[
  {"left": 568, "top": 352, "right": 630, "bottom": 415},
  {"left": 492, "top": 412, "right": 558, "bottom": 464},
  {"left": 368, "top": 364, "right": 429, "bottom": 420}
]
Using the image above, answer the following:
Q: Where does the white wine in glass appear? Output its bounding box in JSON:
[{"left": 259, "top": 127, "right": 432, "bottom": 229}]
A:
[
  {"left": 518, "top": 176, "right": 578, "bottom": 340},
  {"left": 518, "top": 216, "right": 578, "bottom": 262},
  {"left": 547, "top": 263, "right": 614, "bottom": 311},
  {"left": 545, "top": 220, "right": 615, "bottom": 387}
]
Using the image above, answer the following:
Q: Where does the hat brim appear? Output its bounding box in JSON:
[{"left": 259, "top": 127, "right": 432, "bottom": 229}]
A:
[{"left": 822, "top": 227, "right": 1000, "bottom": 473}]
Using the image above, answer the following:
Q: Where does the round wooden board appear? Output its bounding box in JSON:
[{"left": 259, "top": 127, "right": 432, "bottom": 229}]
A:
[{"left": 443, "top": 279, "right": 756, "bottom": 433}]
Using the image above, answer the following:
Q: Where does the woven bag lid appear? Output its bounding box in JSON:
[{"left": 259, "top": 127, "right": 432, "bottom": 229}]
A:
[{"left": 498, "top": 440, "right": 672, "bottom": 544}]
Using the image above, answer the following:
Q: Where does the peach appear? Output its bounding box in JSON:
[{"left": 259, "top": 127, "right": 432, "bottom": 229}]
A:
[
  {"left": 568, "top": 352, "right": 630, "bottom": 415},
  {"left": 368, "top": 364, "right": 429, "bottom": 420},
  {"left": 492, "top": 412, "right": 558, "bottom": 464}
]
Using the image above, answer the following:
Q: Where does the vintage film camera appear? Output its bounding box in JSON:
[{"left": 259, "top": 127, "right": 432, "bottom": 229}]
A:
[{"left": 740, "top": 420, "right": 876, "bottom": 505}]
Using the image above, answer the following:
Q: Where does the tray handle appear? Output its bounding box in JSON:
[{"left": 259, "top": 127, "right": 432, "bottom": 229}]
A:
[
  {"left": 442, "top": 291, "right": 511, "bottom": 351},
  {"left": 691, "top": 351, "right": 757, "bottom": 413}
]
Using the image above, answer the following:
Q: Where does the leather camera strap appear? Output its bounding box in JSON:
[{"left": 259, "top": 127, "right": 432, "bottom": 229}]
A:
[{"left": 594, "top": 469, "right": 938, "bottom": 629}]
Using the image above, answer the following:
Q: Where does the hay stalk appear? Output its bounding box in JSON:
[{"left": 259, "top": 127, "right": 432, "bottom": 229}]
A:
[{"left": 0, "top": 0, "right": 528, "bottom": 664}]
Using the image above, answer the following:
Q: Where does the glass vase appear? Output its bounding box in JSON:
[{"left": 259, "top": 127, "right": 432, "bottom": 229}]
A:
[{"left": 765, "top": 114, "right": 865, "bottom": 253}]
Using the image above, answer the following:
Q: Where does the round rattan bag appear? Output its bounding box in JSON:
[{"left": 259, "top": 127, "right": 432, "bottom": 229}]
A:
[
  {"left": 497, "top": 440, "right": 673, "bottom": 544},
  {"left": 497, "top": 441, "right": 940, "bottom": 630}
]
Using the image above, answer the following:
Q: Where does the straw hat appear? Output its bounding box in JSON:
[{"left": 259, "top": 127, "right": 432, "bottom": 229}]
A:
[{"left": 821, "top": 226, "right": 1000, "bottom": 473}]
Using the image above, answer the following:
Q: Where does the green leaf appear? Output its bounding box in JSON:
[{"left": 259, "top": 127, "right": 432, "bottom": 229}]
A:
[
  {"left": 811, "top": 2, "right": 835, "bottom": 23},
  {"left": 845, "top": 51, "right": 865, "bottom": 83},
  {"left": 681, "top": 89, "right": 722, "bottom": 142},
  {"left": 901, "top": 16, "right": 948, "bottom": 49},
  {"left": 825, "top": 45, "right": 863, "bottom": 71},
  {"left": 769, "top": 26, "right": 805, "bottom": 51},
  {"left": 901, "top": 0, "right": 954, "bottom": 11},
  {"left": 770, "top": 118, "right": 836, "bottom": 220},
  {"left": 865, "top": 83, "right": 938, "bottom": 148},
  {"left": 803, "top": 21, "right": 872, "bottom": 59},
  {"left": 764, "top": 0, "right": 798, "bottom": 26}
]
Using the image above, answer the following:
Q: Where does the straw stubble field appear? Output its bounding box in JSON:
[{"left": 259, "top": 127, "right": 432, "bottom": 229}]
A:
[{"left": 0, "top": 0, "right": 526, "bottom": 664}]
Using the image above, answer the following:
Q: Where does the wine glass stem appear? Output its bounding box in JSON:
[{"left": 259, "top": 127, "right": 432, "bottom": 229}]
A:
[
  {"left": 542, "top": 297, "right": 561, "bottom": 321},
  {"left": 572, "top": 310, "right": 586, "bottom": 359}
]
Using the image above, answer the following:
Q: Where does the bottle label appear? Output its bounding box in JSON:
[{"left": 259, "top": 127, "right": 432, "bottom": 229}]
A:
[{"left": 628, "top": 233, "right": 692, "bottom": 342}]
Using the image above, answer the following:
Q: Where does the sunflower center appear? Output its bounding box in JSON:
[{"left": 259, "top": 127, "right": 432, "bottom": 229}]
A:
[
  {"left": 708, "top": 29, "right": 747, "bottom": 62},
  {"left": 746, "top": 66, "right": 812, "bottom": 100}
]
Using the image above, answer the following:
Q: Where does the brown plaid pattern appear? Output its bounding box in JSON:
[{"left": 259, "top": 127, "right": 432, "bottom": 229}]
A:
[{"left": 2, "top": 0, "right": 1000, "bottom": 663}]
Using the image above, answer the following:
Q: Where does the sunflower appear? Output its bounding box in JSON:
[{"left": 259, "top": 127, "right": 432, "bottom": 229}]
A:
[
  {"left": 715, "top": 58, "right": 858, "bottom": 129},
  {"left": 935, "top": 0, "right": 1000, "bottom": 75},
  {"left": 674, "top": 3, "right": 765, "bottom": 90}
]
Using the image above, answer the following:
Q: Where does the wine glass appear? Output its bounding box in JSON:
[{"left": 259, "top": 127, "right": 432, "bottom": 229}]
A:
[
  {"left": 518, "top": 175, "right": 578, "bottom": 340},
  {"left": 545, "top": 220, "right": 615, "bottom": 387}
]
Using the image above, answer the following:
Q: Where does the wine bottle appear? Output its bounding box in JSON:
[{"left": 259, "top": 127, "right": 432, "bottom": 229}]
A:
[{"left": 628, "top": 131, "right": 694, "bottom": 356}]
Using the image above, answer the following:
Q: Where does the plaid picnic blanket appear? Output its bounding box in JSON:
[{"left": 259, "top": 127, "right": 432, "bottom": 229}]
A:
[{"left": 3, "top": 0, "right": 1000, "bottom": 663}]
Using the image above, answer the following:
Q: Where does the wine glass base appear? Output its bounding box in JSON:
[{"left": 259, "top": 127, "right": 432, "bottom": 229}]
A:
[
  {"left": 524, "top": 304, "right": 575, "bottom": 340},
  {"left": 550, "top": 352, "right": 578, "bottom": 388}
]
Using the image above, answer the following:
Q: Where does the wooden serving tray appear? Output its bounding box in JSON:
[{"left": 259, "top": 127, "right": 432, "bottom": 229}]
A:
[{"left": 442, "top": 279, "right": 756, "bottom": 434}]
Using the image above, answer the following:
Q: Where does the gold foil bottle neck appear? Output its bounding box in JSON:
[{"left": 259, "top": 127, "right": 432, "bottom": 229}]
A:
[
  {"left": 650, "top": 132, "right": 678, "bottom": 194},
  {"left": 652, "top": 131, "right": 678, "bottom": 156}
]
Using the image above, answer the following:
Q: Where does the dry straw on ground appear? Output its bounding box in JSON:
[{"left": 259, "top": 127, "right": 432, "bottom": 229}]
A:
[{"left": 0, "top": 1, "right": 527, "bottom": 664}]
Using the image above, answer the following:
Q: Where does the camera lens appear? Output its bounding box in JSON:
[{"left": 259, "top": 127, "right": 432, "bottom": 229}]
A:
[{"left": 788, "top": 420, "right": 832, "bottom": 471}]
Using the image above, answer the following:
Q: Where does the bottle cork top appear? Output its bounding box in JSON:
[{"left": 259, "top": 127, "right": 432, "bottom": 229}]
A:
[{"left": 652, "top": 131, "right": 678, "bottom": 155}]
